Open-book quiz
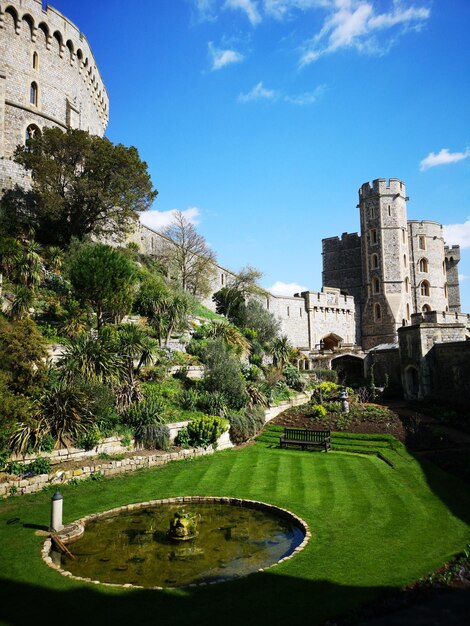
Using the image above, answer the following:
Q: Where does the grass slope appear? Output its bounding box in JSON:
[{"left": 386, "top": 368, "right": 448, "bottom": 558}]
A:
[{"left": 0, "top": 437, "right": 469, "bottom": 626}]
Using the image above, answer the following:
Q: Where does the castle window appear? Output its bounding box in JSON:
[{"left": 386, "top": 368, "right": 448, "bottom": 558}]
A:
[
  {"left": 370, "top": 229, "right": 378, "bottom": 245},
  {"left": 30, "top": 82, "right": 38, "bottom": 106},
  {"left": 372, "top": 277, "right": 380, "bottom": 294},
  {"left": 418, "top": 258, "right": 428, "bottom": 273},
  {"left": 374, "top": 303, "right": 381, "bottom": 321},
  {"left": 420, "top": 280, "right": 430, "bottom": 297},
  {"left": 287, "top": 306, "right": 290, "bottom": 318},
  {"left": 266, "top": 298, "right": 270, "bottom": 310},
  {"left": 402, "top": 229, "right": 406, "bottom": 243},
  {"left": 404, "top": 277, "right": 409, "bottom": 293},
  {"left": 442, "top": 261, "right": 446, "bottom": 275},
  {"left": 25, "top": 124, "right": 41, "bottom": 142},
  {"left": 371, "top": 254, "right": 379, "bottom": 269},
  {"left": 221, "top": 273, "right": 224, "bottom": 286},
  {"left": 406, "top": 303, "right": 410, "bottom": 320},
  {"left": 299, "top": 308, "right": 302, "bottom": 318},
  {"left": 370, "top": 206, "right": 376, "bottom": 218},
  {"left": 422, "top": 304, "right": 431, "bottom": 313},
  {"left": 403, "top": 254, "right": 407, "bottom": 267},
  {"left": 32, "top": 52, "right": 38, "bottom": 69},
  {"left": 388, "top": 205, "right": 391, "bottom": 216},
  {"left": 444, "top": 283, "right": 448, "bottom": 298},
  {"left": 418, "top": 235, "right": 426, "bottom": 250}
]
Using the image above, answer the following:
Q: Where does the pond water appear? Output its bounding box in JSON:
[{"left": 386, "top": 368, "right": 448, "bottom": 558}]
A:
[{"left": 58, "top": 501, "right": 305, "bottom": 587}]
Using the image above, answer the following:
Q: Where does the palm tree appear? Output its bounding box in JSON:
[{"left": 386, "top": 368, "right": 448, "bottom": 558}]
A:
[
  {"left": 269, "top": 335, "right": 292, "bottom": 369},
  {"left": 59, "top": 332, "right": 123, "bottom": 385},
  {"left": 205, "top": 320, "right": 250, "bottom": 356},
  {"left": 9, "top": 285, "right": 34, "bottom": 320}
]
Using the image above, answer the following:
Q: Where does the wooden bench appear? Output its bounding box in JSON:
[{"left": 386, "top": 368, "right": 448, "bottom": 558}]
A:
[{"left": 280, "top": 428, "right": 331, "bottom": 452}]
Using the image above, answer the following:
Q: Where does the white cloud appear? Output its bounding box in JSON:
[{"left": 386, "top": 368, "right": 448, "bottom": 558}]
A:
[
  {"left": 443, "top": 218, "right": 470, "bottom": 250},
  {"left": 300, "top": 1, "right": 431, "bottom": 66},
  {"left": 459, "top": 274, "right": 468, "bottom": 282},
  {"left": 268, "top": 280, "right": 308, "bottom": 296},
  {"left": 263, "top": 0, "right": 330, "bottom": 20},
  {"left": 193, "top": 0, "right": 218, "bottom": 22},
  {"left": 420, "top": 148, "right": 470, "bottom": 172},
  {"left": 208, "top": 42, "right": 245, "bottom": 70},
  {"left": 140, "top": 207, "right": 200, "bottom": 231},
  {"left": 224, "top": 0, "right": 262, "bottom": 25},
  {"left": 238, "top": 81, "right": 278, "bottom": 102},
  {"left": 284, "top": 84, "right": 326, "bottom": 104}
]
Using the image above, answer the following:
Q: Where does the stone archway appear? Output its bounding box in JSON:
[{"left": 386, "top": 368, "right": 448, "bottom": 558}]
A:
[
  {"left": 321, "top": 333, "right": 343, "bottom": 351},
  {"left": 405, "top": 366, "right": 420, "bottom": 399},
  {"left": 331, "top": 354, "right": 365, "bottom": 385}
]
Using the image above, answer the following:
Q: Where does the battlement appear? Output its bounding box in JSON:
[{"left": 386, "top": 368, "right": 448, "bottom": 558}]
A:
[
  {"left": 0, "top": 0, "right": 109, "bottom": 125},
  {"left": 445, "top": 245, "right": 461, "bottom": 262},
  {"left": 359, "top": 178, "right": 406, "bottom": 199},
  {"left": 410, "top": 311, "right": 470, "bottom": 326},
  {"left": 322, "top": 232, "right": 360, "bottom": 253}
]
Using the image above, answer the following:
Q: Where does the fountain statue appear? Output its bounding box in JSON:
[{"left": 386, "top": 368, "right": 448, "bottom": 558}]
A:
[{"left": 168, "top": 510, "right": 200, "bottom": 541}]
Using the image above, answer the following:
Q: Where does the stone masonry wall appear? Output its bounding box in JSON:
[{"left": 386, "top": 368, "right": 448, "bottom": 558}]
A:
[{"left": 0, "top": 0, "right": 108, "bottom": 190}]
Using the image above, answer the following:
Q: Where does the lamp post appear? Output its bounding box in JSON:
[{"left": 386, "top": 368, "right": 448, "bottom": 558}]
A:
[
  {"left": 339, "top": 390, "right": 349, "bottom": 414},
  {"left": 50, "top": 490, "right": 63, "bottom": 532}
]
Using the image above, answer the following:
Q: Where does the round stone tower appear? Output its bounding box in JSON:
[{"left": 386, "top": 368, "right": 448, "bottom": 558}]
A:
[
  {"left": 358, "top": 178, "right": 413, "bottom": 350},
  {"left": 0, "top": 0, "right": 109, "bottom": 192}
]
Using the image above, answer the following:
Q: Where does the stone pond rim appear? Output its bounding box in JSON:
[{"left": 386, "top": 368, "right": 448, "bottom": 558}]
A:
[{"left": 41, "top": 495, "right": 311, "bottom": 589}]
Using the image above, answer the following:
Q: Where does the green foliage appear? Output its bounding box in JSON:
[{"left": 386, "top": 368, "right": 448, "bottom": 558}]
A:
[
  {"left": 310, "top": 368, "right": 338, "bottom": 383},
  {"left": 237, "top": 299, "right": 280, "bottom": 344},
  {"left": 74, "top": 426, "right": 102, "bottom": 451},
  {"left": 179, "top": 388, "right": 199, "bottom": 411},
  {"left": 282, "top": 364, "right": 304, "bottom": 391},
  {"left": 68, "top": 243, "right": 137, "bottom": 330},
  {"left": 59, "top": 331, "right": 122, "bottom": 385},
  {"left": 134, "top": 423, "right": 170, "bottom": 450},
  {"left": 310, "top": 404, "right": 327, "bottom": 419},
  {"left": 203, "top": 339, "right": 248, "bottom": 409},
  {"left": 269, "top": 335, "right": 292, "bottom": 368},
  {"left": 123, "top": 393, "right": 166, "bottom": 427},
  {"left": 30, "top": 456, "right": 51, "bottom": 475},
  {"left": 12, "top": 127, "right": 156, "bottom": 245},
  {"left": 175, "top": 427, "right": 191, "bottom": 449},
  {"left": 212, "top": 286, "right": 245, "bottom": 321},
  {"left": 185, "top": 415, "right": 229, "bottom": 449},
  {"left": 228, "top": 406, "right": 265, "bottom": 445},
  {"left": 311, "top": 381, "right": 339, "bottom": 403}
]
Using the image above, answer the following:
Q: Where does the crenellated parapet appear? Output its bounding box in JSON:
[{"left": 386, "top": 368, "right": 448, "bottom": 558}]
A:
[
  {"left": 359, "top": 178, "right": 407, "bottom": 199},
  {"left": 0, "top": 0, "right": 108, "bottom": 185}
]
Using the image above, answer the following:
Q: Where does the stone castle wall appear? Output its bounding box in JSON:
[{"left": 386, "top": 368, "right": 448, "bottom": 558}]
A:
[{"left": 0, "top": 0, "right": 108, "bottom": 191}]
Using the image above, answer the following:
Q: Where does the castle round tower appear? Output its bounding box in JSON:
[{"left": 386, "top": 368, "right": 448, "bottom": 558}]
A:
[
  {"left": 358, "top": 178, "right": 413, "bottom": 350},
  {"left": 0, "top": 0, "right": 108, "bottom": 192},
  {"left": 408, "top": 221, "right": 449, "bottom": 314}
]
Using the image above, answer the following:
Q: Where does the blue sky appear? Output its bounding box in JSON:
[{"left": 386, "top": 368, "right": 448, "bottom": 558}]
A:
[{"left": 52, "top": 0, "right": 470, "bottom": 309}]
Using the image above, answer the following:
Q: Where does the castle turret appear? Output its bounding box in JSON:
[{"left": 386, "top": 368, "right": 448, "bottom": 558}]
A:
[
  {"left": 445, "top": 245, "right": 461, "bottom": 313},
  {"left": 358, "top": 178, "right": 412, "bottom": 350}
]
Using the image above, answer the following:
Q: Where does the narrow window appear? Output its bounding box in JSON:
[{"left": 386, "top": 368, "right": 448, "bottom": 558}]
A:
[
  {"left": 420, "top": 281, "right": 430, "bottom": 297},
  {"left": 405, "top": 277, "right": 409, "bottom": 293},
  {"left": 30, "top": 82, "right": 38, "bottom": 106},
  {"left": 402, "top": 229, "right": 406, "bottom": 243},
  {"left": 287, "top": 306, "right": 290, "bottom": 318},
  {"left": 442, "top": 261, "right": 446, "bottom": 275},
  {"left": 370, "top": 229, "right": 377, "bottom": 245},
  {"left": 444, "top": 283, "right": 448, "bottom": 298},
  {"left": 32, "top": 52, "right": 38, "bottom": 69},
  {"left": 406, "top": 303, "right": 410, "bottom": 320},
  {"left": 403, "top": 254, "right": 407, "bottom": 268},
  {"left": 373, "top": 277, "right": 380, "bottom": 294},
  {"left": 418, "top": 235, "right": 426, "bottom": 250},
  {"left": 371, "top": 254, "right": 379, "bottom": 269},
  {"left": 419, "top": 258, "right": 428, "bottom": 273},
  {"left": 299, "top": 308, "right": 302, "bottom": 318},
  {"left": 221, "top": 273, "right": 224, "bottom": 286},
  {"left": 374, "top": 303, "right": 381, "bottom": 321},
  {"left": 388, "top": 205, "right": 391, "bottom": 216}
]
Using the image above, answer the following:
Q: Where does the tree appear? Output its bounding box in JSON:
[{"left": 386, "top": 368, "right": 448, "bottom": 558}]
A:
[
  {"left": 135, "top": 274, "right": 194, "bottom": 346},
  {"left": 269, "top": 335, "right": 292, "bottom": 369},
  {"left": 236, "top": 299, "right": 280, "bottom": 344},
  {"left": 213, "top": 265, "right": 266, "bottom": 322},
  {"left": 157, "top": 211, "right": 216, "bottom": 296},
  {"left": 68, "top": 243, "right": 137, "bottom": 330},
  {"left": 11, "top": 128, "right": 156, "bottom": 245}
]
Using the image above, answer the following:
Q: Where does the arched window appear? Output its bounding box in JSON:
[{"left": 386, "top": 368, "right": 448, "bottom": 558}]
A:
[
  {"left": 30, "top": 81, "right": 38, "bottom": 106},
  {"left": 403, "top": 254, "right": 407, "bottom": 268},
  {"left": 418, "top": 258, "right": 428, "bottom": 273},
  {"left": 420, "top": 280, "right": 430, "bottom": 297},
  {"left": 406, "top": 303, "right": 410, "bottom": 320},
  {"left": 418, "top": 235, "right": 426, "bottom": 250},
  {"left": 32, "top": 52, "right": 38, "bottom": 69},
  {"left": 404, "top": 277, "right": 409, "bottom": 293},
  {"left": 374, "top": 303, "right": 381, "bottom": 321},
  {"left": 422, "top": 304, "right": 431, "bottom": 313},
  {"left": 442, "top": 261, "right": 446, "bottom": 275},
  {"left": 444, "top": 283, "right": 448, "bottom": 298},
  {"left": 371, "top": 254, "right": 379, "bottom": 269},
  {"left": 373, "top": 277, "right": 380, "bottom": 294},
  {"left": 25, "top": 124, "right": 41, "bottom": 142},
  {"left": 370, "top": 229, "right": 378, "bottom": 245}
]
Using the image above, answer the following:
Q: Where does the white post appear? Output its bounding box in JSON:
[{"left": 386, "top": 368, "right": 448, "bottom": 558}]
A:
[{"left": 50, "top": 490, "right": 63, "bottom": 532}]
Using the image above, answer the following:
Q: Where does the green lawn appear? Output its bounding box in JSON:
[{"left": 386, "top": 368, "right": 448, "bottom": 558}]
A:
[{"left": 0, "top": 433, "right": 469, "bottom": 626}]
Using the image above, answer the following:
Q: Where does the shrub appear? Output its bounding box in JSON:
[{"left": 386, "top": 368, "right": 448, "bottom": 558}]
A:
[
  {"left": 123, "top": 393, "right": 166, "bottom": 427},
  {"left": 31, "top": 456, "right": 51, "bottom": 475},
  {"left": 311, "top": 404, "right": 327, "bottom": 420},
  {"left": 74, "top": 426, "right": 102, "bottom": 451},
  {"left": 179, "top": 388, "right": 199, "bottom": 411},
  {"left": 282, "top": 365, "right": 304, "bottom": 391},
  {"left": 312, "top": 368, "right": 338, "bottom": 383},
  {"left": 311, "top": 381, "right": 339, "bottom": 403},
  {"left": 203, "top": 339, "right": 248, "bottom": 410},
  {"left": 228, "top": 406, "right": 265, "bottom": 445},
  {"left": 134, "top": 423, "right": 170, "bottom": 450},
  {"left": 175, "top": 426, "right": 191, "bottom": 448},
  {"left": 186, "top": 415, "right": 229, "bottom": 449}
]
